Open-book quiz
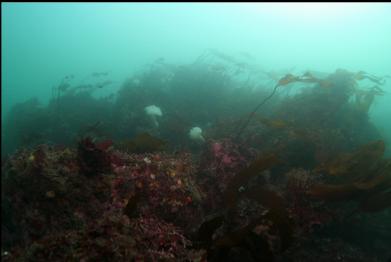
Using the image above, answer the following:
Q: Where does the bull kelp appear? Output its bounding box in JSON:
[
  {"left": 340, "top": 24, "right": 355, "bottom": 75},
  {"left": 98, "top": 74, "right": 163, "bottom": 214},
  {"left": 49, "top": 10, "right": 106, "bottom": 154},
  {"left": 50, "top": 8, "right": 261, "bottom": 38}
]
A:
[{"left": 2, "top": 3, "right": 391, "bottom": 262}]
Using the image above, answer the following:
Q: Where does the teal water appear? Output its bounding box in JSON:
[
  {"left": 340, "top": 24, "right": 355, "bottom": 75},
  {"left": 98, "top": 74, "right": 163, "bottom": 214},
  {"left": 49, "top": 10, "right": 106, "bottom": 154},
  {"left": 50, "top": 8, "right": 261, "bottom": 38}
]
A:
[{"left": 2, "top": 3, "right": 391, "bottom": 154}]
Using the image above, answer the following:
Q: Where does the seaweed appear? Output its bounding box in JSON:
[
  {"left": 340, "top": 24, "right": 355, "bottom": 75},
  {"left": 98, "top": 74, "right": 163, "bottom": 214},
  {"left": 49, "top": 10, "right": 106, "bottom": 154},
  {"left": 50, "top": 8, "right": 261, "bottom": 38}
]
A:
[
  {"left": 210, "top": 216, "right": 274, "bottom": 262},
  {"left": 354, "top": 86, "right": 385, "bottom": 112},
  {"left": 3, "top": 54, "right": 391, "bottom": 260},
  {"left": 123, "top": 194, "right": 140, "bottom": 219},
  {"left": 233, "top": 71, "right": 335, "bottom": 140},
  {"left": 196, "top": 213, "right": 225, "bottom": 247},
  {"left": 316, "top": 140, "right": 385, "bottom": 180},
  {"left": 354, "top": 71, "right": 387, "bottom": 85},
  {"left": 208, "top": 212, "right": 275, "bottom": 261},
  {"left": 359, "top": 190, "right": 391, "bottom": 213},
  {"left": 244, "top": 187, "right": 293, "bottom": 250},
  {"left": 116, "top": 132, "right": 166, "bottom": 153},
  {"left": 307, "top": 184, "right": 359, "bottom": 201},
  {"left": 220, "top": 153, "right": 293, "bottom": 252},
  {"left": 308, "top": 141, "right": 391, "bottom": 213},
  {"left": 276, "top": 71, "right": 332, "bottom": 88},
  {"left": 77, "top": 137, "right": 114, "bottom": 176},
  {"left": 224, "top": 154, "right": 279, "bottom": 208},
  {"left": 308, "top": 168, "right": 391, "bottom": 204},
  {"left": 234, "top": 84, "right": 280, "bottom": 140},
  {"left": 256, "top": 116, "right": 290, "bottom": 130}
]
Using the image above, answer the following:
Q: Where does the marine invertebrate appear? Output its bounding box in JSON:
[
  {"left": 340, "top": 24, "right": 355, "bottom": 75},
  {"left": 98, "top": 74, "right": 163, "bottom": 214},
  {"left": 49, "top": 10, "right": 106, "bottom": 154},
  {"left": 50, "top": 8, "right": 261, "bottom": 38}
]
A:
[
  {"left": 144, "top": 104, "right": 163, "bottom": 127},
  {"left": 189, "top": 126, "right": 205, "bottom": 143}
]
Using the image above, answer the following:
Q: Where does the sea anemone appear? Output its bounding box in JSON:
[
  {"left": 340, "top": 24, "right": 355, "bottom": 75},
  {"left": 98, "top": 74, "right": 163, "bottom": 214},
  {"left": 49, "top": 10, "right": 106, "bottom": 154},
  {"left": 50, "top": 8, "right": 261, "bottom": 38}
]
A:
[
  {"left": 144, "top": 105, "right": 163, "bottom": 127},
  {"left": 189, "top": 127, "right": 205, "bottom": 143}
]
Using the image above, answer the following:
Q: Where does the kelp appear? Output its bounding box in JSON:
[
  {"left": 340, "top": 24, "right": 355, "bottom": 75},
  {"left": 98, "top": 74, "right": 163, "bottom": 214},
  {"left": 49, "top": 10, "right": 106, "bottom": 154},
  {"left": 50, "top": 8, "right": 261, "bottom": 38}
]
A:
[
  {"left": 277, "top": 74, "right": 299, "bottom": 87},
  {"left": 256, "top": 116, "right": 290, "bottom": 130},
  {"left": 354, "top": 86, "right": 385, "bottom": 112},
  {"left": 307, "top": 184, "right": 360, "bottom": 202},
  {"left": 233, "top": 85, "right": 281, "bottom": 140},
  {"left": 211, "top": 215, "right": 274, "bottom": 262},
  {"left": 354, "top": 71, "right": 387, "bottom": 85},
  {"left": 277, "top": 71, "right": 387, "bottom": 109},
  {"left": 358, "top": 190, "right": 391, "bottom": 213},
  {"left": 123, "top": 194, "right": 141, "bottom": 219},
  {"left": 213, "top": 220, "right": 259, "bottom": 248},
  {"left": 244, "top": 187, "right": 293, "bottom": 250},
  {"left": 209, "top": 199, "right": 291, "bottom": 260},
  {"left": 233, "top": 71, "right": 333, "bottom": 140},
  {"left": 196, "top": 213, "right": 225, "bottom": 247},
  {"left": 308, "top": 171, "right": 391, "bottom": 203},
  {"left": 308, "top": 140, "right": 391, "bottom": 213},
  {"left": 276, "top": 71, "right": 332, "bottom": 88},
  {"left": 224, "top": 154, "right": 279, "bottom": 207},
  {"left": 316, "top": 140, "right": 385, "bottom": 181},
  {"left": 350, "top": 71, "right": 386, "bottom": 112},
  {"left": 116, "top": 132, "right": 166, "bottom": 153},
  {"left": 354, "top": 159, "right": 391, "bottom": 191},
  {"left": 221, "top": 153, "right": 293, "bottom": 251},
  {"left": 202, "top": 152, "right": 293, "bottom": 258}
]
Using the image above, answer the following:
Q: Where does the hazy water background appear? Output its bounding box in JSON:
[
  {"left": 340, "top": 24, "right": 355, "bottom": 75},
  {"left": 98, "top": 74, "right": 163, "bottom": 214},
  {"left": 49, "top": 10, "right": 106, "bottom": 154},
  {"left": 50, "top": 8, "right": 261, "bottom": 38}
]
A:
[{"left": 2, "top": 3, "right": 391, "bottom": 154}]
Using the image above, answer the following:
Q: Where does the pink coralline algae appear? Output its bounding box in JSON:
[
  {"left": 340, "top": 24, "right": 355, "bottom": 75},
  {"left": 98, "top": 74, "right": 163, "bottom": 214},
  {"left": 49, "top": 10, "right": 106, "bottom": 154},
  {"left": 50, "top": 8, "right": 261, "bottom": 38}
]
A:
[
  {"left": 111, "top": 152, "right": 203, "bottom": 232},
  {"left": 197, "top": 139, "right": 257, "bottom": 211},
  {"left": 2, "top": 139, "right": 390, "bottom": 261},
  {"left": 284, "top": 169, "right": 335, "bottom": 235},
  {"left": 131, "top": 215, "right": 192, "bottom": 261}
]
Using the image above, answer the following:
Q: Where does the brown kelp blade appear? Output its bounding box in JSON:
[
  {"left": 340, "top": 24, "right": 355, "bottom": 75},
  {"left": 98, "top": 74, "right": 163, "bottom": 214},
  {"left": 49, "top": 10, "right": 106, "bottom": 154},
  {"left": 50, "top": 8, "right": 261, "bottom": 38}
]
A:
[
  {"left": 213, "top": 235, "right": 274, "bottom": 262},
  {"left": 359, "top": 191, "right": 391, "bottom": 213},
  {"left": 123, "top": 194, "right": 140, "bottom": 219},
  {"left": 116, "top": 132, "right": 166, "bottom": 153},
  {"left": 196, "top": 213, "right": 225, "bottom": 246},
  {"left": 353, "top": 172, "right": 391, "bottom": 192},
  {"left": 309, "top": 162, "right": 391, "bottom": 203},
  {"left": 244, "top": 187, "right": 285, "bottom": 210},
  {"left": 245, "top": 187, "right": 293, "bottom": 250},
  {"left": 354, "top": 71, "right": 387, "bottom": 85},
  {"left": 317, "top": 140, "right": 385, "bottom": 179},
  {"left": 212, "top": 215, "right": 274, "bottom": 261},
  {"left": 277, "top": 74, "right": 299, "bottom": 87},
  {"left": 307, "top": 184, "right": 359, "bottom": 202},
  {"left": 256, "top": 116, "right": 290, "bottom": 130},
  {"left": 277, "top": 72, "right": 331, "bottom": 88},
  {"left": 224, "top": 154, "right": 278, "bottom": 207}
]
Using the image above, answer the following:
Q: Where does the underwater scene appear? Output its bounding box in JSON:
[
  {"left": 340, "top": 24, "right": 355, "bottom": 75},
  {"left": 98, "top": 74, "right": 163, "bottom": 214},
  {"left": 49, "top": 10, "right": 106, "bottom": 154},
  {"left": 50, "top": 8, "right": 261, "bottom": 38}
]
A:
[{"left": 2, "top": 3, "right": 391, "bottom": 262}]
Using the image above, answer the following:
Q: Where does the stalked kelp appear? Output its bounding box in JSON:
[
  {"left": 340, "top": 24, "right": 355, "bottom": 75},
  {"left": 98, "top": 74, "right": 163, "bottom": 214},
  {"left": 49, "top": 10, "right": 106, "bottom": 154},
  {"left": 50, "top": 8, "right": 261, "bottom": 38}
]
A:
[
  {"left": 232, "top": 69, "right": 346, "bottom": 141},
  {"left": 194, "top": 140, "right": 295, "bottom": 260},
  {"left": 247, "top": 69, "right": 387, "bottom": 168}
]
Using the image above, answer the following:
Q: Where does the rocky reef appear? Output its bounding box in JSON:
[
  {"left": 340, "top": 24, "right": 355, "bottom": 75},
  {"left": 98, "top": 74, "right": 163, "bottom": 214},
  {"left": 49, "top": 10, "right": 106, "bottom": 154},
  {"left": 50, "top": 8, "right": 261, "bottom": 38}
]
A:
[{"left": 2, "top": 53, "right": 390, "bottom": 261}]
